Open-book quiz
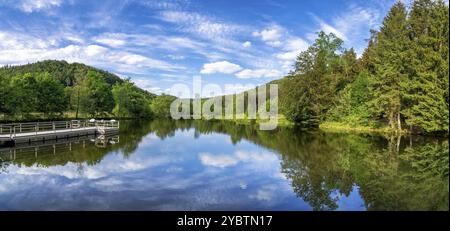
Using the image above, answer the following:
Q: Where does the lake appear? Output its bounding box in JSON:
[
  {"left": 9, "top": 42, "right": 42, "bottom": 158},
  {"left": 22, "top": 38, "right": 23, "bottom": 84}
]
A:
[{"left": 0, "top": 120, "right": 448, "bottom": 211}]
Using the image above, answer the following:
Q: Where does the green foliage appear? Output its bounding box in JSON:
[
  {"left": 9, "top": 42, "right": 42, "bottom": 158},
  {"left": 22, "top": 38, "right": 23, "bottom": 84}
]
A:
[
  {"left": 7, "top": 73, "right": 38, "bottom": 117},
  {"left": 277, "top": 0, "right": 448, "bottom": 134},
  {"left": 0, "top": 72, "right": 68, "bottom": 118},
  {"left": 328, "top": 71, "right": 372, "bottom": 126},
  {"left": 0, "top": 60, "right": 157, "bottom": 121},
  {"left": 370, "top": 2, "right": 409, "bottom": 130},
  {"left": 35, "top": 72, "right": 68, "bottom": 116},
  {"left": 280, "top": 32, "right": 345, "bottom": 127},
  {"left": 150, "top": 94, "right": 177, "bottom": 118},
  {"left": 0, "top": 60, "right": 123, "bottom": 87},
  {"left": 338, "top": 48, "right": 361, "bottom": 90},
  {"left": 112, "top": 80, "right": 152, "bottom": 118},
  {"left": 403, "top": 0, "right": 449, "bottom": 132},
  {"left": 0, "top": 76, "right": 10, "bottom": 114},
  {"left": 79, "top": 71, "right": 115, "bottom": 116}
]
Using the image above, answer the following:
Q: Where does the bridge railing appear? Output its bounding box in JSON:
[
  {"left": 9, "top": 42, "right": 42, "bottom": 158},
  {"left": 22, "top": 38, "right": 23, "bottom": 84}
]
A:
[{"left": 0, "top": 120, "right": 119, "bottom": 138}]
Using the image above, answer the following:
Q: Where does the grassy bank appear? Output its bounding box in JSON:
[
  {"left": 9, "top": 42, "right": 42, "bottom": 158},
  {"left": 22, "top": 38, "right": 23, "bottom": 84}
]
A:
[{"left": 319, "top": 121, "right": 408, "bottom": 134}]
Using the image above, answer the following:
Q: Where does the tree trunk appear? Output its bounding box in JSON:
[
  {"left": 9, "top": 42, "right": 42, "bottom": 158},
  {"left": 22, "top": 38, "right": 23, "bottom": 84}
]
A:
[
  {"left": 75, "top": 89, "right": 80, "bottom": 119},
  {"left": 389, "top": 111, "right": 395, "bottom": 130},
  {"left": 397, "top": 112, "right": 402, "bottom": 131}
]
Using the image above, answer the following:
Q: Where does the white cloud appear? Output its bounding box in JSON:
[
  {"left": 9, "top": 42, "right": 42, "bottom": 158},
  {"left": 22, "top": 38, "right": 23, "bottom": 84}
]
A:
[
  {"left": 140, "top": 0, "right": 187, "bottom": 11},
  {"left": 242, "top": 41, "right": 252, "bottom": 48},
  {"left": 94, "top": 36, "right": 127, "bottom": 47},
  {"left": 275, "top": 37, "right": 309, "bottom": 70},
  {"left": 250, "top": 24, "right": 310, "bottom": 73},
  {"left": 158, "top": 11, "right": 246, "bottom": 40},
  {"left": 166, "top": 54, "right": 185, "bottom": 60},
  {"left": 0, "top": 0, "right": 64, "bottom": 13},
  {"left": 284, "top": 38, "right": 309, "bottom": 52},
  {"left": 309, "top": 4, "right": 382, "bottom": 54},
  {"left": 252, "top": 25, "right": 288, "bottom": 47},
  {"left": 253, "top": 188, "right": 274, "bottom": 201},
  {"left": 275, "top": 50, "right": 299, "bottom": 61},
  {"left": 84, "top": 45, "right": 108, "bottom": 56},
  {"left": 118, "top": 54, "right": 147, "bottom": 65},
  {"left": 249, "top": 185, "right": 278, "bottom": 201},
  {"left": 252, "top": 25, "right": 284, "bottom": 47},
  {"left": 333, "top": 5, "right": 380, "bottom": 36},
  {"left": 275, "top": 38, "right": 308, "bottom": 61},
  {"left": 16, "top": 0, "right": 62, "bottom": 13},
  {"left": 2, "top": 149, "right": 173, "bottom": 181},
  {"left": 0, "top": 35, "right": 183, "bottom": 75},
  {"left": 65, "top": 36, "right": 85, "bottom": 44},
  {"left": 235, "top": 69, "right": 281, "bottom": 79},
  {"left": 131, "top": 78, "right": 173, "bottom": 95},
  {"left": 200, "top": 61, "right": 242, "bottom": 74},
  {"left": 199, "top": 153, "right": 239, "bottom": 168},
  {"left": 0, "top": 31, "right": 56, "bottom": 50},
  {"left": 318, "top": 21, "right": 348, "bottom": 41},
  {"left": 199, "top": 150, "right": 279, "bottom": 169},
  {"left": 223, "top": 83, "right": 256, "bottom": 95},
  {"left": 156, "top": 9, "right": 259, "bottom": 64},
  {"left": 0, "top": 29, "right": 185, "bottom": 73},
  {"left": 90, "top": 32, "right": 223, "bottom": 60}
]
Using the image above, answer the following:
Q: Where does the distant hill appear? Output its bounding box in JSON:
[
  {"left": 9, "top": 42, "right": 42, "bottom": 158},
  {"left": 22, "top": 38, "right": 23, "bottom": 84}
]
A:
[{"left": 0, "top": 60, "right": 156, "bottom": 99}]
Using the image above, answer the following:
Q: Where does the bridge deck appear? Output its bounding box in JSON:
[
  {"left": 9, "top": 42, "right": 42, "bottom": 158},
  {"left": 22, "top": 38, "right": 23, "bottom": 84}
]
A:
[{"left": 0, "top": 120, "right": 119, "bottom": 143}]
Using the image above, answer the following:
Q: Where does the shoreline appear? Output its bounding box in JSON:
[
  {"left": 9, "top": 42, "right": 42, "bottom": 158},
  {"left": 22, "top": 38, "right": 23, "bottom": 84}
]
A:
[{"left": 1, "top": 114, "right": 448, "bottom": 137}]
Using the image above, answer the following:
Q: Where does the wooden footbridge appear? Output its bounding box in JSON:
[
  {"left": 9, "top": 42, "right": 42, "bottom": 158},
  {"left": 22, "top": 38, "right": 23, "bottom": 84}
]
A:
[{"left": 0, "top": 120, "right": 119, "bottom": 144}]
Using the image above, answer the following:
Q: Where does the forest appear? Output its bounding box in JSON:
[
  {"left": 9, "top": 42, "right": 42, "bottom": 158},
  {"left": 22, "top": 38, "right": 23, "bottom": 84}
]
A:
[
  {"left": 0, "top": 60, "right": 176, "bottom": 120},
  {"left": 270, "top": 0, "right": 448, "bottom": 134},
  {"left": 0, "top": 0, "right": 448, "bottom": 135},
  {"left": 203, "top": 0, "right": 448, "bottom": 134}
]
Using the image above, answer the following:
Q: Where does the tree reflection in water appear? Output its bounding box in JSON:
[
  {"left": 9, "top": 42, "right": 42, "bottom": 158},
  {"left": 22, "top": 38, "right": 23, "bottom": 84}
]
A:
[{"left": 0, "top": 119, "right": 447, "bottom": 210}]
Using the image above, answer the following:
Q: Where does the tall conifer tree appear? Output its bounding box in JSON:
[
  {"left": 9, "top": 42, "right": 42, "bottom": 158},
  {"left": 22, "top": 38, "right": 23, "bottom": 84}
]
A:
[
  {"left": 404, "top": 0, "right": 449, "bottom": 132},
  {"left": 370, "top": 1, "right": 409, "bottom": 130}
]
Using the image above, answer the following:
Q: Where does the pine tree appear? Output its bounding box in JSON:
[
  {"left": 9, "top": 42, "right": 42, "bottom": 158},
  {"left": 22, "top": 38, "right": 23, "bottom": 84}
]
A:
[
  {"left": 404, "top": 0, "right": 449, "bottom": 133},
  {"left": 370, "top": 1, "right": 409, "bottom": 131},
  {"left": 360, "top": 29, "right": 378, "bottom": 75},
  {"left": 337, "top": 48, "right": 360, "bottom": 91}
]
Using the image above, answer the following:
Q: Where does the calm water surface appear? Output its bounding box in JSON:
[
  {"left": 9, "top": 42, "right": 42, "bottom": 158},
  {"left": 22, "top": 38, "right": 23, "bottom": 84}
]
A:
[{"left": 0, "top": 120, "right": 448, "bottom": 211}]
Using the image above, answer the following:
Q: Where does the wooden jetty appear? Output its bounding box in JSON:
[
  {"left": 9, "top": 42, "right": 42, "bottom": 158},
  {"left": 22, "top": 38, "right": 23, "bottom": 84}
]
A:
[
  {"left": 0, "top": 120, "right": 119, "bottom": 144},
  {"left": 0, "top": 134, "right": 120, "bottom": 162}
]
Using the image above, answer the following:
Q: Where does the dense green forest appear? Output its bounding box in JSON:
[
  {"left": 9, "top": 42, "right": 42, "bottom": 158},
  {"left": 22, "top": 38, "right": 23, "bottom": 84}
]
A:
[
  {"left": 268, "top": 0, "right": 448, "bottom": 134},
  {"left": 203, "top": 0, "right": 448, "bottom": 134},
  {"left": 0, "top": 60, "right": 176, "bottom": 120}
]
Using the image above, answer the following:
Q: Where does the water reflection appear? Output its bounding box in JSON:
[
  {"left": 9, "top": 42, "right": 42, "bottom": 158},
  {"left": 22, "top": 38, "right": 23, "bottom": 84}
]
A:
[
  {"left": 0, "top": 120, "right": 448, "bottom": 211},
  {"left": 0, "top": 134, "right": 120, "bottom": 168}
]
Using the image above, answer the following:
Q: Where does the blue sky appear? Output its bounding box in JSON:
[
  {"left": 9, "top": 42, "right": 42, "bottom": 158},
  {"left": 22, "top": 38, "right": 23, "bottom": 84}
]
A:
[{"left": 0, "top": 0, "right": 405, "bottom": 95}]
